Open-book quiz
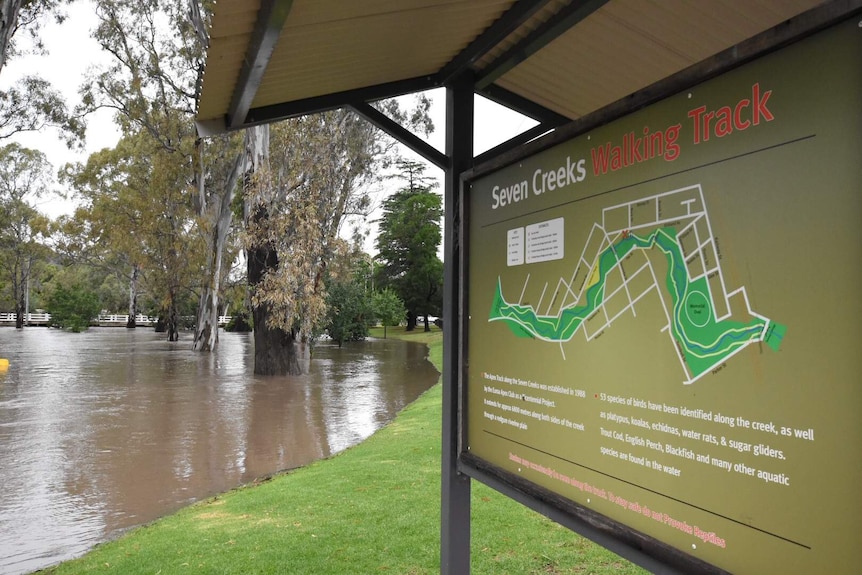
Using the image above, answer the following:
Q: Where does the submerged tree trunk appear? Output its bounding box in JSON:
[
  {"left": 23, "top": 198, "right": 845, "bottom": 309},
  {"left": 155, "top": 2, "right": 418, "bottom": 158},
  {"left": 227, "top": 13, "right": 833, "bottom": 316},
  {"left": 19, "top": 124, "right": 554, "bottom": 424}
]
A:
[
  {"left": 166, "top": 295, "right": 179, "bottom": 342},
  {"left": 194, "top": 288, "right": 216, "bottom": 350},
  {"left": 252, "top": 321, "right": 309, "bottom": 375},
  {"left": 243, "top": 124, "right": 308, "bottom": 376},
  {"left": 163, "top": 271, "right": 180, "bottom": 341},
  {"left": 155, "top": 308, "right": 180, "bottom": 340},
  {"left": 193, "top": 143, "right": 244, "bottom": 352},
  {"left": 126, "top": 265, "right": 139, "bottom": 328},
  {"left": 248, "top": 241, "right": 309, "bottom": 375},
  {"left": 14, "top": 279, "right": 24, "bottom": 329},
  {"left": 12, "top": 258, "right": 26, "bottom": 329}
]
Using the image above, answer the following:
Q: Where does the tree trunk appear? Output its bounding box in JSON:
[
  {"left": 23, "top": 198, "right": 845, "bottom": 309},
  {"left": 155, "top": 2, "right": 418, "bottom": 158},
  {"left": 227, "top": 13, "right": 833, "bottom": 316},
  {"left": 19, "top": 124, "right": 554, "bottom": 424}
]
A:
[
  {"left": 166, "top": 299, "right": 179, "bottom": 342},
  {"left": 243, "top": 124, "right": 307, "bottom": 375},
  {"left": 12, "top": 259, "right": 25, "bottom": 329},
  {"left": 126, "top": 265, "right": 139, "bottom": 328},
  {"left": 14, "top": 281, "right": 24, "bottom": 329},
  {"left": 194, "top": 288, "right": 216, "bottom": 350},
  {"left": 193, "top": 147, "right": 244, "bottom": 352},
  {"left": 248, "top": 238, "right": 308, "bottom": 375},
  {"left": 0, "top": 0, "right": 23, "bottom": 74},
  {"left": 252, "top": 308, "right": 309, "bottom": 375},
  {"left": 164, "top": 285, "right": 179, "bottom": 342},
  {"left": 405, "top": 310, "right": 417, "bottom": 331}
]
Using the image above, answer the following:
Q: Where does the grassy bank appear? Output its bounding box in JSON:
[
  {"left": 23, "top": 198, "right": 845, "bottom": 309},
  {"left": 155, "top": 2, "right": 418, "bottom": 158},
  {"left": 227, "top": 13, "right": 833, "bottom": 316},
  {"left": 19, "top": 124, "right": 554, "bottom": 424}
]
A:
[{"left": 43, "top": 327, "right": 643, "bottom": 574}]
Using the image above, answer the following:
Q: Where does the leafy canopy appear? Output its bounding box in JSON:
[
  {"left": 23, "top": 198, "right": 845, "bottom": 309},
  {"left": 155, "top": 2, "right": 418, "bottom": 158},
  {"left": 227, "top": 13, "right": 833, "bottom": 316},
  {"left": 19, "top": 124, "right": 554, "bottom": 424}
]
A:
[
  {"left": 324, "top": 274, "right": 371, "bottom": 347},
  {"left": 374, "top": 160, "right": 443, "bottom": 330},
  {"left": 372, "top": 287, "right": 406, "bottom": 339}
]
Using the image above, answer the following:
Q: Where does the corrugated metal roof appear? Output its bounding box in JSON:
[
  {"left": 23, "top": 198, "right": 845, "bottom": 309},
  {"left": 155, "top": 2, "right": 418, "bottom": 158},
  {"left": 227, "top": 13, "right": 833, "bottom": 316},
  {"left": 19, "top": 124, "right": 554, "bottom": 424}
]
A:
[
  {"left": 253, "top": 1, "right": 507, "bottom": 107},
  {"left": 472, "top": 0, "right": 570, "bottom": 67},
  {"left": 195, "top": 0, "right": 841, "bottom": 135},
  {"left": 197, "top": 0, "right": 516, "bottom": 124},
  {"left": 493, "top": 0, "right": 821, "bottom": 119}
]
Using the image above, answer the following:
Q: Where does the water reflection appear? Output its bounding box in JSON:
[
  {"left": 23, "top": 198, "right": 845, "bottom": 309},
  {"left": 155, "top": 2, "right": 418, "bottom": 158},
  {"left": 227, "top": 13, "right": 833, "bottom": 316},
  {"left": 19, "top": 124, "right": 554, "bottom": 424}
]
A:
[{"left": 0, "top": 328, "right": 438, "bottom": 575}]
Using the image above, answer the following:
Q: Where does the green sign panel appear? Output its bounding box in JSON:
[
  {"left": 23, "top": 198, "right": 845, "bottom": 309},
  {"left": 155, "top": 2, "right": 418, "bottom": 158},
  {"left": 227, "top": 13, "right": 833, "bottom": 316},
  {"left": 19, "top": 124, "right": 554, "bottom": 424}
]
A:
[{"left": 466, "top": 19, "right": 861, "bottom": 574}]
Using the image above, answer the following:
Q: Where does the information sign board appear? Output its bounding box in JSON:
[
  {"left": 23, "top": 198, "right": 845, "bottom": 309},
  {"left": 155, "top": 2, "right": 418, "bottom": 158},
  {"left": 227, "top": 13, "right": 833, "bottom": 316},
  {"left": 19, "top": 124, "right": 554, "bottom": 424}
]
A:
[{"left": 465, "top": 18, "right": 861, "bottom": 574}]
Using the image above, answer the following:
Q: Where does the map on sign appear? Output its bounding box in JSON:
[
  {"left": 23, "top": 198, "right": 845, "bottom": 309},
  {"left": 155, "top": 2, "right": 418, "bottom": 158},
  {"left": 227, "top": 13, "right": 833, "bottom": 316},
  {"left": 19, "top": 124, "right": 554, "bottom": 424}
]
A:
[{"left": 489, "top": 184, "right": 786, "bottom": 384}]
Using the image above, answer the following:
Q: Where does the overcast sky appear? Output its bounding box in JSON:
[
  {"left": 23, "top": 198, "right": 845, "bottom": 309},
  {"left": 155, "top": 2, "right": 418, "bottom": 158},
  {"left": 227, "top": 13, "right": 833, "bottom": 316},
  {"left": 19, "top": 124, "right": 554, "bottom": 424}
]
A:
[
  {"left": 1, "top": 2, "right": 537, "bottom": 250},
  {"left": 0, "top": 2, "right": 119, "bottom": 217}
]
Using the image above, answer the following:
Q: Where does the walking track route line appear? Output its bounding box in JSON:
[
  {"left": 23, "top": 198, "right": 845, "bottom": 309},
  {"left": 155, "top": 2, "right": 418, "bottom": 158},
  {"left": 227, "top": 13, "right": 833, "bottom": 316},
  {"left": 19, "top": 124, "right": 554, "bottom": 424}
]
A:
[{"left": 489, "top": 184, "right": 787, "bottom": 385}]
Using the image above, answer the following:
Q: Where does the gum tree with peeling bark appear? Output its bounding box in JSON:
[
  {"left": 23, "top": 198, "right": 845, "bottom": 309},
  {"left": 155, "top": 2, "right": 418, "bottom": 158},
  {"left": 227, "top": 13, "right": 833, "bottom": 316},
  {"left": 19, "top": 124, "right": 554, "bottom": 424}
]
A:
[
  {"left": 0, "top": 143, "right": 52, "bottom": 328},
  {"left": 242, "top": 101, "right": 430, "bottom": 376},
  {"left": 85, "top": 0, "right": 243, "bottom": 344}
]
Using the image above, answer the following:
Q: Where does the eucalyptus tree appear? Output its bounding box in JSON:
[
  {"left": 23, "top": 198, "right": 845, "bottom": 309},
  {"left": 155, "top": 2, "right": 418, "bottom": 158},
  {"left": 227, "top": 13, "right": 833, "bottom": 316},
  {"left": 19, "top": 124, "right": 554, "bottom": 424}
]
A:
[
  {"left": 0, "top": 75, "right": 83, "bottom": 143},
  {"left": 0, "top": 0, "right": 23, "bottom": 72},
  {"left": 84, "top": 0, "right": 198, "bottom": 149},
  {"left": 58, "top": 143, "right": 146, "bottom": 326},
  {"left": 0, "top": 143, "right": 52, "bottom": 327},
  {"left": 83, "top": 0, "right": 241, "bottom": 345},
  {"left": 191, "top": 131, "right": 245, "bottom": 351},
  {"left": 84, "top": 0, "right": 434, "bottom": 362},
  {"left": 242, "top": 103, "right": 425, "bottom": 375},
  {"left": 0, "top": 0, "right": 69, "bottom": 73},
  {"left": 51, "top": 210, "right": 144, "bottom": 326},
  {"left": 60, "top": 131, "right": 204, "bottom": 338},
  {"left": 0, "top": 0, "right": 83, "bottom": 143}
]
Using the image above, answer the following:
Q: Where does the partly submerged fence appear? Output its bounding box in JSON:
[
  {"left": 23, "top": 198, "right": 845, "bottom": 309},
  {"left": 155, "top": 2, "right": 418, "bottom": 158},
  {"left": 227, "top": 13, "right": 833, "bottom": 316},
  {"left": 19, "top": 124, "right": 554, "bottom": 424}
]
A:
[{"left": 0, "top": 313, "right": 232, "bottom": 327}]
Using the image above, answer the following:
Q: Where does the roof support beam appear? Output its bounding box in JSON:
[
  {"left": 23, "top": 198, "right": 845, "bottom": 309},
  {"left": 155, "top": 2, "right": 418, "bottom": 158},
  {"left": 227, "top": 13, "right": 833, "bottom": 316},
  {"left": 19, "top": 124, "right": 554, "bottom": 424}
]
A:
[
  {"left": 475, "top": 0, "right": 609, "bottom": 90},
  {"left": 226, "top": 0, "right": 294, "bottom": 130},
  {"left": 473, "top": 122, "right": 552, "bottom": 165},
  {"left": 441, "top": 72, "right": 473, "bottom": 575},
  {"left": 349, "top": 102, "right": 449, "bottom": 170},
  {"left": 438, "top": 0, "right": 553, "bottom": 84},
  {"left": 469, "top": 0, "right": 862, "bottom": 181},
  {"left": 479, "top": 84, "right": 570, "bottom": 125},
  {"left": 240, "top": 75, "right": 440, "bottom": 130}
]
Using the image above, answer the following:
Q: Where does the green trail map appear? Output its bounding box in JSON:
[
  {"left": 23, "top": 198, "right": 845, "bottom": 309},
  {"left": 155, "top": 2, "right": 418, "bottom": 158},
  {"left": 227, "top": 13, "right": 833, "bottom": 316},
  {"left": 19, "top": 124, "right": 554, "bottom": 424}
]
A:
[{"left": 489, "top": 185, "right": 786, "bottom": 384}]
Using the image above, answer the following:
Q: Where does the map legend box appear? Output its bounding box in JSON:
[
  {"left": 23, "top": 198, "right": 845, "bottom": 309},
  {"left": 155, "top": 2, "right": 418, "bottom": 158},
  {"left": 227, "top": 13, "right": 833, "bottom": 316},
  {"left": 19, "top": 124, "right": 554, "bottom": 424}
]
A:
[
  {"left": 507, "top": 227, "right": 524, "bottom": 266},
  {"left": 525, "top": 217, "right": 564, "bottom": 264}
]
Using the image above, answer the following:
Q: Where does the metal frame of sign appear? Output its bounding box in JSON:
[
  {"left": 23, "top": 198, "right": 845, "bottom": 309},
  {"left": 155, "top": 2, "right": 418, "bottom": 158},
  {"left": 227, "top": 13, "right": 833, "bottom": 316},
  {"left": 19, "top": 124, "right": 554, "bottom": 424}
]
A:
[{"left": 448, "top": 6, "right": 862, "bottom": 574}]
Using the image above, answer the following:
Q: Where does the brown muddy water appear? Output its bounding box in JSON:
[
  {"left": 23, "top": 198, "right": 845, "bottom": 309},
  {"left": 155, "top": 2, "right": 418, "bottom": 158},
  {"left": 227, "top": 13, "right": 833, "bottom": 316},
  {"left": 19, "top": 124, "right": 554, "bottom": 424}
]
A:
[{"left": 0, "top": 328, "right": 438, "bottom": 574}]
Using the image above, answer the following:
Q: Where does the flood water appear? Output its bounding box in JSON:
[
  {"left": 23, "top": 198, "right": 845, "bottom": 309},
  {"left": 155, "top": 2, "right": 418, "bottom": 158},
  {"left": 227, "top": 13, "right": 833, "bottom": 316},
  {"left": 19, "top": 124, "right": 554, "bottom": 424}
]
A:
[{"left": 0, "top": 328, "right": 438, "bottom": 575}]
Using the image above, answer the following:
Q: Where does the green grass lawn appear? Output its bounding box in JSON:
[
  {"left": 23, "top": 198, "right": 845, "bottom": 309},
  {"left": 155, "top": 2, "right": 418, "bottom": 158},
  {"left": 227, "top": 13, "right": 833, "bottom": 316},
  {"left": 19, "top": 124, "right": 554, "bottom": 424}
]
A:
[{"left": 42, "top": 327, "right": 644, "bottom": 574}]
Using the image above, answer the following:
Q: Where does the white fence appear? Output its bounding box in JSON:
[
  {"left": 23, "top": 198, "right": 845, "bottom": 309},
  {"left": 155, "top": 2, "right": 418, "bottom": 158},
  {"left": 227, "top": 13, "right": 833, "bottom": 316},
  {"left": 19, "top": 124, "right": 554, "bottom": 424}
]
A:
[
  {"left": 97, "top": 314, "right": 157, "bottom": 326},
  {"left": 0, "top": 313, "right": 233, "bottom": 326},
  {"left": 0, "top": 312, "right": 51, "bottom": 325}
]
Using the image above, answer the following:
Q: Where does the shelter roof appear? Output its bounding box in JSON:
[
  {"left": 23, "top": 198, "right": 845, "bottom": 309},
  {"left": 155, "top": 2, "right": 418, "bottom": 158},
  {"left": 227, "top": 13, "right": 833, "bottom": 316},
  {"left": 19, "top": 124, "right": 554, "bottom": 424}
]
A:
[{"left": 195, "top": 0, "right": 844, "bottom": 139}]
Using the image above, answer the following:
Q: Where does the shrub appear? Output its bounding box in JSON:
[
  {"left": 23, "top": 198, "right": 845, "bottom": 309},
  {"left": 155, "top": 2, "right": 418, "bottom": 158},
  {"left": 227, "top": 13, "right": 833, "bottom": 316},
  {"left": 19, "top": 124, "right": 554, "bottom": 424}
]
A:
[{"left": 45, "top": 283, "right": 101, "bottom": 332}]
